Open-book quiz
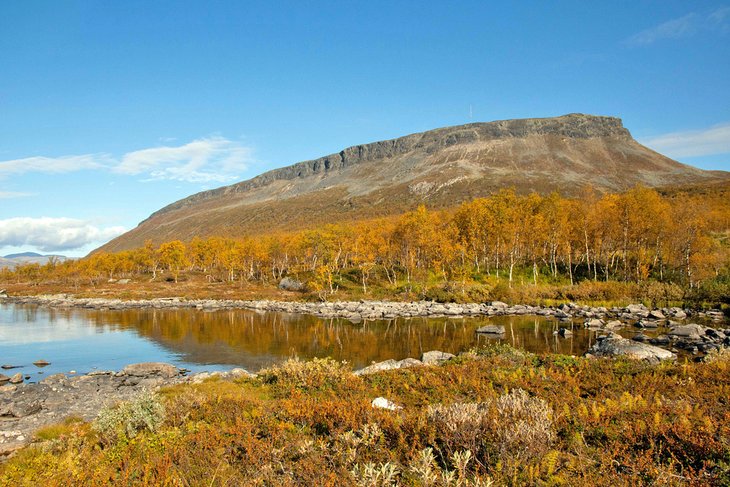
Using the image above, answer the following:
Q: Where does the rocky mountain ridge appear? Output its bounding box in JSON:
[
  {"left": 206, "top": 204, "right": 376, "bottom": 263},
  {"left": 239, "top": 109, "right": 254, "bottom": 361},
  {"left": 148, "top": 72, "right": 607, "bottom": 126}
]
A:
[{"left": 99, "top": 113, "right": 728, "bottom": 252}]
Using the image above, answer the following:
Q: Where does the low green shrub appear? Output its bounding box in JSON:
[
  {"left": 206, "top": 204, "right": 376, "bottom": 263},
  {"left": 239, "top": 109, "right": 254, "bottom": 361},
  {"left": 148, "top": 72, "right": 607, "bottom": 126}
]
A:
[{"left": 93, "top": 392, "right": 165, "bottom": 446}]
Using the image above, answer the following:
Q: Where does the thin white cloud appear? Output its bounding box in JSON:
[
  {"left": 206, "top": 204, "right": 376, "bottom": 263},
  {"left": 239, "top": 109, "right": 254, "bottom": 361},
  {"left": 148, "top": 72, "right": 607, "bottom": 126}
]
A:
[
  {"left": 0, "top": 136, "right": 254, "bottom": 183},
  {"left": 640, "top": 122, "right": 730, "bottom": 158},
  {"left": 117, "top": 136, "right": 252, "bottom": 183},
  {"left": 0, "top": 217, "right": 126, "bottom": 252},
  {"left": 625, "top": 7, "right": 730, "bottom": 46},
  {"left": 0, "top": 155, "right": 109, "bottom": 177},
  {"left": 0, "top": 191, "right": 33, "bottom": 199}
]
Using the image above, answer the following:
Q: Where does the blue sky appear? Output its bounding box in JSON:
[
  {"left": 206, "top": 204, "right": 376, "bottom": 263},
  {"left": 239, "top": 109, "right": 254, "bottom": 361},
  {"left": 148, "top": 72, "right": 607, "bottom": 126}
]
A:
[{"left": 1, "top": 1, "right": 729, "bottom": 256}]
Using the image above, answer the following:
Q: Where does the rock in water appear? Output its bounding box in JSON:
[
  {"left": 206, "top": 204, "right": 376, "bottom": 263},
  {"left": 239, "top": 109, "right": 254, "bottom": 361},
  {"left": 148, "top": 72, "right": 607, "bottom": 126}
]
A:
[
  {"left": 587, "top": 335, "right": 676, "bottom": 364},
  {"left": 33, "top": 360, "right": 50, "bottom": 367},
  {"left": 9, "top": 373, "right": 23, "bottom": 384},
  {"left": 555, "top": 327, "right": 573, "bottom": 337},
  {"left": 668, "top": 324, "right": 705, "bottom": 339}
]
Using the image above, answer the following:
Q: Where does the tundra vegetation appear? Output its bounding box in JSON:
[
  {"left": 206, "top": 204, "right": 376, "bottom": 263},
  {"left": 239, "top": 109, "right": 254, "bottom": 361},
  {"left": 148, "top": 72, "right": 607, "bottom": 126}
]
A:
[
  {"left": 1, "top": 345, "right": 729, "bottom": 485},
  {"left": 2, "top": 186, "right": 728, "bottom": 308}
]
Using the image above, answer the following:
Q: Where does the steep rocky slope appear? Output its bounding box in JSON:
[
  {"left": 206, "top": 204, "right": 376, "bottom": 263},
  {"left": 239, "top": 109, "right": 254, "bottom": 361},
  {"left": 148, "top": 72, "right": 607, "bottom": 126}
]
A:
[{"left": 98, "top": 114, "right": 727, "bottom": 252}]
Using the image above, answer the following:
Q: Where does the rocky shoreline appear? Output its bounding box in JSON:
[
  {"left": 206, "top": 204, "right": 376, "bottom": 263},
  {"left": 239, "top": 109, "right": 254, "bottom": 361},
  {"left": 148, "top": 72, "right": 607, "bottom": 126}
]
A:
[
  {"left": 3, "top": 293, "right": 727, "bottom": 323},
  {"left": 0, "top": 362, "right": 252, "bottom": 458},
  {"left": 0, "top": 352, "right": 455, "bottom": 458}
]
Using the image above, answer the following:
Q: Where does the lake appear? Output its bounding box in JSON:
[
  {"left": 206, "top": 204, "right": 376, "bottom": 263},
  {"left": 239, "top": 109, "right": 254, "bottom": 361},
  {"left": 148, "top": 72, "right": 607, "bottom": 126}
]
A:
[{"left": 1, "top": 302, "right": 664, "bottom": 379}]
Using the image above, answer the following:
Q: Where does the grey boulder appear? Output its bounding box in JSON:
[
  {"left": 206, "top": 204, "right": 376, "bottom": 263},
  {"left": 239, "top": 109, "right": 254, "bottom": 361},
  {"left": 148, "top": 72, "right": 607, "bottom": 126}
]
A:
[
  {"left": 587, "top": 335, "right": 676, "bottom": 364},
  {"left": 421, "top": 350, "right": 455, "bottom": 365},
  {"left": 121, "top": 362, "right": 180, "bottom": 378}
]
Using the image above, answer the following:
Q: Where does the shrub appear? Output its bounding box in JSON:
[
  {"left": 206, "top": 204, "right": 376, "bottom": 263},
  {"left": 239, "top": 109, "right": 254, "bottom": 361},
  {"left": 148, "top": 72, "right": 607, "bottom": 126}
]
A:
[
  {"left": 427, "top": 389, "right": 554, "bottom": 471},
  {"left": 703, "top": 346, "right": 730, "bottom": 366},
  {"left": 494, "top": 388, "right": 553, "bottom": 460},
  {"left": 93, "top": 392, "right": 165, "bottom": 446},
  {"left": 351, "top": 462, "right": 400, "bottom": 487},
  {"left": 258, "top": 357, "right": 352, "bottom": 392},
  {"left": 427, "top": 402, "right": 492, "bottom": 463}
]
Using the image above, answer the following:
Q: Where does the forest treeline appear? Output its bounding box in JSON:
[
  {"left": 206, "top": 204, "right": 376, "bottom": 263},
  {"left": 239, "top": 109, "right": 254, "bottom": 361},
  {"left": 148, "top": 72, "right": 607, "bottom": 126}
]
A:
[{"left": 3, "top": 186, "right": 729, "bottom": 302}]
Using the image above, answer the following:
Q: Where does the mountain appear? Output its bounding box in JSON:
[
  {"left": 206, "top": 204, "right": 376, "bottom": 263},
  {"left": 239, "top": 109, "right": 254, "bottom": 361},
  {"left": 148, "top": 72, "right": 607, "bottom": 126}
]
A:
[
  {"left": 98, "top": 113, "right": 728, "bottom": 253},
  {"left": 4, "top": 252, "right": 44, "bottom": 258},
  {"left": 0, "top": 253, "right": 67, "bottom": 269}
]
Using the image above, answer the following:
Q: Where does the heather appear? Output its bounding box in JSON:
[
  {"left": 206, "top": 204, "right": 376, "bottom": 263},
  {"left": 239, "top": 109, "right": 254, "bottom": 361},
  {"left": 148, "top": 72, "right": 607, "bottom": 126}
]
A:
[{"left": 2, "top": 346, "right": 729, "bottom": 486}]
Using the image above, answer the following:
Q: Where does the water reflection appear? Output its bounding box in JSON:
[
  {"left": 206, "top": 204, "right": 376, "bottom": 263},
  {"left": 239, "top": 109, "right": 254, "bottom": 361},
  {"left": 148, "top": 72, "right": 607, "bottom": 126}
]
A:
[{"left": 1, "top": 303, "right": 662, "bottom": 376}]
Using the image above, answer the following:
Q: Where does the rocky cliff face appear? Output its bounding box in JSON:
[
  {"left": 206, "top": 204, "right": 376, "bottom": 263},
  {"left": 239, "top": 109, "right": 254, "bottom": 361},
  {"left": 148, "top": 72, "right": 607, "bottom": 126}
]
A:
[
  {"left": 100, "top": 114, "right": 727, "bottom": 252},
  {"left": 147, "top": 114, "right": 631, "bottom": 220}
]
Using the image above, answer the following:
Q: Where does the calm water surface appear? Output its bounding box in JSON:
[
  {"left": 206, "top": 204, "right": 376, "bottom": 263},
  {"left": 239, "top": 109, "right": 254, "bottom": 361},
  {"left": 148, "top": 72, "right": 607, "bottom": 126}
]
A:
[{"left": 0, "top": 303, "right": 664, "bottom": 379}]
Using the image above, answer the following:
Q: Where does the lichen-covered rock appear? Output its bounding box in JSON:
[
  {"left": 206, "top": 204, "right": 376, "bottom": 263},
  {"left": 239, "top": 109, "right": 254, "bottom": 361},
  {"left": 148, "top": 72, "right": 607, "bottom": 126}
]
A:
[
  {"left": 587, "top": 335, "right": 676, "bottom": 364},
  {"left": 354, "top": 358, "right": 423, "bottom": 376},
  {"left": 421, "top": 351, "right": 455, "bottom": 365},
  {"left": 121, "top": 362, "right": 179, "bottom": 378},
  {"left": 668, "top": 324, "right": 705, "bottom": 339}
]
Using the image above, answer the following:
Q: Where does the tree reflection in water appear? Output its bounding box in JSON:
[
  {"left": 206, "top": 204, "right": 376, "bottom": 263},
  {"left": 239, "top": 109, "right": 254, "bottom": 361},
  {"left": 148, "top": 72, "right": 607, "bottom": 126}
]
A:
[{"left": 3, "top": 305, "right": 646, "bottom": 372}]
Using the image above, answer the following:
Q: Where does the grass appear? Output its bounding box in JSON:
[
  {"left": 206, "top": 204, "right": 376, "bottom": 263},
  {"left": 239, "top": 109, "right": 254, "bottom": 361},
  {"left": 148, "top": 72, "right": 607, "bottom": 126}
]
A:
[{"left": 2, "top": 345, "right": 730, "bottom": 486}]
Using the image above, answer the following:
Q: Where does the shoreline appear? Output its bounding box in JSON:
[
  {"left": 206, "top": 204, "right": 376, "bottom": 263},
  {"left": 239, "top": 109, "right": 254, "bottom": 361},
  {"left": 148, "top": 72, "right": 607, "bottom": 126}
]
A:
[{"left": 2, "top": 293, "right": 725, "bottom": 323}]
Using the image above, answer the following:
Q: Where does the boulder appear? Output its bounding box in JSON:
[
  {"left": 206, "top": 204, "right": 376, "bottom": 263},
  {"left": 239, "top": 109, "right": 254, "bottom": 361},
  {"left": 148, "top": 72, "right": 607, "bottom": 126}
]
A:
[
  {"left": 588, "top": 335, "right": 676, "bottom": 364},
  {"left": 605, "top": 320, "right": 624, "bottom": 330},
  {"left": 489, "top": 301, "right": 509, "bottom": 308},
  {"left": 626, "top": 304, "right": 648, "bottom": 314},
  {"left": 0, "top": 374, "right": 9, "bottom": 385},
  {"left": 584, "top": 318, "right": 604, "bottom": 329},
  {"left": 33, "top": 359, "right": 50, "bottom": 367},
  {"left": 476, "top": 325, "right": 505, "bottom": 334},
  {"left": 670, "top": 308, "right": 687, "bottom": 320},
  {"left": 121, "top": 362, "right": 179, "bottom": 378},
  {"left": 555, "top": 327, "right": 573, "bottom": 337},
  {"left": 354, "top": 358, "right": 422, "bottom": 376},
  {"left": 668, "top": 324, "right": 705, "bottom": 339},
  {"left": 648, "top": 310, "right": 666, "bottom": 320},
  {"left": 650, "top": 335, "right": 671, "bottom": 345},
  {"left": 421, "top": 351, "right": 455, "bottom": 365},
  {"left": 632, "top": 333, "right": 649, "bottom": 342},
  {"left": 8, "top": 373, "right": 23, "bottom": 384},
  {"left": 278, "top": 277, "right": 306, "bottom": 292}
]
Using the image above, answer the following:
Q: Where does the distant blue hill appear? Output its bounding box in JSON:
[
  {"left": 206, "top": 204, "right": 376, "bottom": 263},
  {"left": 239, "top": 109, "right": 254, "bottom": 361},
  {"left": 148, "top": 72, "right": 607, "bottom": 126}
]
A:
[{"left": 3, "top": 252, "right": 44, "bottom": 258}]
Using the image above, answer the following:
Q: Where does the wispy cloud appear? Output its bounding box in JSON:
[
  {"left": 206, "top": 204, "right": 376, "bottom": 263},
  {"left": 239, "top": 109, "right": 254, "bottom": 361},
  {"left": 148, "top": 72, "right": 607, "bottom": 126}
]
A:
[
  {"left": 625, "top": 7, "right": 730, "bottom": 46},
  {"left": 0, "top": 217, "right": 126, "bottom": 252},
  {"left": 640, "top": 122, "right": 730, "bottom": 159},
  {"left": 0, "top": 136, "right": 254, "bottom": 184},
  {"left": 0, "top": 191, "right": 33, "bottom": 199},
  {"left": 116, "top": 136, "right": 252, "bottom": 183},
  {"left": 0, "top": 155, "right": 109, "bottom": 177}
]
